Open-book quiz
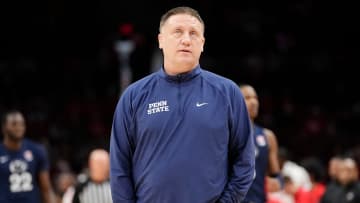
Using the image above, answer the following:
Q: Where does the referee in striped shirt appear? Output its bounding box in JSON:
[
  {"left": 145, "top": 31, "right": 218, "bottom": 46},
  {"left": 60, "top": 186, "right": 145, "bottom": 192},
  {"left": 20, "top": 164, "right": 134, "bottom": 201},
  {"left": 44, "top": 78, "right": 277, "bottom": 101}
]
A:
[{"left": 72, "top": 149, "right": 112, "bottom": 203}]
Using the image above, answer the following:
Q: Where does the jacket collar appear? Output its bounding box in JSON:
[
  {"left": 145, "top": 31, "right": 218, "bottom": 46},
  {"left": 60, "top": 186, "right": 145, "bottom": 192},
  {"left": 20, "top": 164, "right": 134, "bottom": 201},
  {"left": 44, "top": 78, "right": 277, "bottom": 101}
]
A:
[{"left": 158, "top": 65, "right": 202, "bottom": 83}]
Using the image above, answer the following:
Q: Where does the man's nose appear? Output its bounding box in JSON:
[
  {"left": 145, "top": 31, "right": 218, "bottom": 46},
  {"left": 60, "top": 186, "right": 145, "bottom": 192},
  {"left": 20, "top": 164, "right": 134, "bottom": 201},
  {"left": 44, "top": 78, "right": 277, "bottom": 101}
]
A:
[{"left": 180, "top": 33, "right": 191, "bottom": 45}]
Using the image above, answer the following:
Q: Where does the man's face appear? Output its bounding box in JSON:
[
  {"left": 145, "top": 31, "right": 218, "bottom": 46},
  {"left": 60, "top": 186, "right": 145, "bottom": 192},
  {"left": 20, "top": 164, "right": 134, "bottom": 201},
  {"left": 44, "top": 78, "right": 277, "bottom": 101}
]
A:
[
  {"left": 328, "top": 158, "right": 341, "bottom": 179},
  {"left": 158, "top": 14, "right": 205, "bottom": 73},
  {"left": 336, "top": 158, "right": 359, "bottom": 186},
  {"left": 89, "top": 150, "right": 110, "bottom": 183},
  {"left": 240, "top": 86, "right": 259, "bottom": 120},
  {"left": 3, "top": 113, "right": 26, "bottom": 141},
  {"left": 337, "top": 159, "right": 353, "bottom": 186}
]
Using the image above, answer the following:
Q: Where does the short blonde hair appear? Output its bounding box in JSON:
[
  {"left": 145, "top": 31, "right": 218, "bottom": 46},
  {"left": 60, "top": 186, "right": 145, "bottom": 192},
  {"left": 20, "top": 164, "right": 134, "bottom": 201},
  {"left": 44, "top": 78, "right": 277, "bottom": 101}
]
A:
[{"left": 159, "top": 6, "right": 204, "bottom": 33}]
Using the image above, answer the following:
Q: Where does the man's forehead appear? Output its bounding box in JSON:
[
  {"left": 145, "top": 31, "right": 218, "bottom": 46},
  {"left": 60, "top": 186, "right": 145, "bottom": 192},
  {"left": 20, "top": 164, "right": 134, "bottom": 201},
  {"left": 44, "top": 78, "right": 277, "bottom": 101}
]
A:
[
  {"left": 163, "top": 14, "right": 203, "bottom": 29},
  {"left": 343, "top": 159, "right": 356, "bottom": 168},
  {"left": 7, "top": 113, "right": 24, "bottom": 121}
]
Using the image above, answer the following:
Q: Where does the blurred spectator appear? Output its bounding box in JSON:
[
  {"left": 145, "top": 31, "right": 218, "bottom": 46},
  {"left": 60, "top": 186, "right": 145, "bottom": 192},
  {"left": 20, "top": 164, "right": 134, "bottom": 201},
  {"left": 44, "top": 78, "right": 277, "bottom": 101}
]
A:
[
  {"left": 63, "top": 148, "right": 111, "bottom": 203},
  {"left": 293, "top": 157, "right": 326, "bottom": 203},
  {"left": 321, "top": 157, "right": 360, "bottom": 203},
  {"left": 54, "top": 172, "right": 76, "bottom": 203},
  {"left": 267, "top": 176, "right": 295, "bottom": 203},
  {"left": 328, "top": 155, "right": 342, "bottom": 182},
  {"left": 267, "top": 148, "right": 313, "bottom": 203},
  {"left": 278, "top": 147, "right": 312, "bottom": 191}
]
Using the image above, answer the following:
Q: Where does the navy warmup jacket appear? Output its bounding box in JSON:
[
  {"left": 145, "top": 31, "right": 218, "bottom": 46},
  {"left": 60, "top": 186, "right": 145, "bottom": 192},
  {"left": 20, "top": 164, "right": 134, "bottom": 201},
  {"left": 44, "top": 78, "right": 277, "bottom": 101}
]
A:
[{"left": 110, "top": 65, "right": 255, "bottom": 203}]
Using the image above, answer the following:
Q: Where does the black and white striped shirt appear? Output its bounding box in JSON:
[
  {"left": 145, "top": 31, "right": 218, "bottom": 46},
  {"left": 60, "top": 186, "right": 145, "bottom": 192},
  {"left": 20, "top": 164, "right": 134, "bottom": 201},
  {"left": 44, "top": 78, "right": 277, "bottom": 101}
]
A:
[{"left": 73, "top": 179, "right": 112, "bottom": 203}]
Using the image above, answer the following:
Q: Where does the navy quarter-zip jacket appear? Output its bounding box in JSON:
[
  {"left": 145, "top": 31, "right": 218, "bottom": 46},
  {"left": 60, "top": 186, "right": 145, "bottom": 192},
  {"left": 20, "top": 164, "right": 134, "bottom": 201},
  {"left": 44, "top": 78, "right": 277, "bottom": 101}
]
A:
[{"left": 110, "top": 65, "right": 255, "bottom": 203}]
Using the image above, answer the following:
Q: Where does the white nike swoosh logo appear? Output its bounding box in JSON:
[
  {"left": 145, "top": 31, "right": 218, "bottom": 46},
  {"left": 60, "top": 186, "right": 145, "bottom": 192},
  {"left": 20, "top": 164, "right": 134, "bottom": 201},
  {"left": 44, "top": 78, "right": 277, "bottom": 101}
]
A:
[{"left": 196, "top": 102, "right": 208, "bottom": 107}]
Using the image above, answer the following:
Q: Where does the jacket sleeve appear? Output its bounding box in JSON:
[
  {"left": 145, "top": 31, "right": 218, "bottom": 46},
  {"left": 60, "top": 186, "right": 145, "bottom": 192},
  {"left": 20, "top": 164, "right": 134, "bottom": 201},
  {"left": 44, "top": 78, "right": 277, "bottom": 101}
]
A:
[
  {"left": 109, "top": 89, "right": 136, "bottom": 203},
  {"left": 217, "top": 84, "right": 255, "bottom": 203}
]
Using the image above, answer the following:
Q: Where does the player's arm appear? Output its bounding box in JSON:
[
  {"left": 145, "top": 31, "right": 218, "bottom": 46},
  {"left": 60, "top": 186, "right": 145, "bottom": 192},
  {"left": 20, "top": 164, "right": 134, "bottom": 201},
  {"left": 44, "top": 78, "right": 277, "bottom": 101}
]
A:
[
  {"left": 110, "top": 89, "right": 136, "bottom": 203},
  {"left": 264, "top": 129, "right": 283, "bottom": 192},
  {"left": 38, "top": 170, "right": 56, "bottom": 203},
  {"left": 217, "top": 85, "right": 255, "bottom": 203},
  {"left": 36, "top": 145, "right": 56, "bottom": 203}
]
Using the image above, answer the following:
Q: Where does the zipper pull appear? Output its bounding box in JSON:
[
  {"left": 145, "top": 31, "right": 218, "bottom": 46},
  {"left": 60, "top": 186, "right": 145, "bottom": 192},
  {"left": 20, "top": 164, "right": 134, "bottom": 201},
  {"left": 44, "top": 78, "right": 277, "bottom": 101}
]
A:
[{"left": 177, "top": 74, "right": 183, "bottom": 83}]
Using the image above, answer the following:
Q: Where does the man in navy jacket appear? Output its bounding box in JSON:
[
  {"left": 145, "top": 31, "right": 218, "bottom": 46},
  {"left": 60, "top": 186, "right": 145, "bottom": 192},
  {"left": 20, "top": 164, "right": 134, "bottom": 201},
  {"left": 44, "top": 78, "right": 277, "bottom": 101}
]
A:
[{"left": 109, "top": 6, "right": 255, "bottom": 203}]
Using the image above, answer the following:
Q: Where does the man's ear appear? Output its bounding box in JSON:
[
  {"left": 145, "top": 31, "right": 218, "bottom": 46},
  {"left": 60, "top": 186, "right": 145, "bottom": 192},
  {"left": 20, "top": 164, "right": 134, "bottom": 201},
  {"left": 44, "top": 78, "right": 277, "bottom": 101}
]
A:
[
  {"left": 158, "top": 33, "right": 163, "bottom": 49},
  {"left": 201, "top": 37, "right": 205, "bottom": 52}
]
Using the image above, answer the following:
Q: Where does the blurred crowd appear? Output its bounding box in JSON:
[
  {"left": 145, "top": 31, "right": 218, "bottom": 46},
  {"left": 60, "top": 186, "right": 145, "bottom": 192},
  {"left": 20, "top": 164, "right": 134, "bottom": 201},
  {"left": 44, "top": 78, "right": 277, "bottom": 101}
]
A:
[
  {"left": 52, "top": 146, "right": 360, "bottom": 203},
  {"left": 267, "top": 149, "right": 360, "bottom": 203}
]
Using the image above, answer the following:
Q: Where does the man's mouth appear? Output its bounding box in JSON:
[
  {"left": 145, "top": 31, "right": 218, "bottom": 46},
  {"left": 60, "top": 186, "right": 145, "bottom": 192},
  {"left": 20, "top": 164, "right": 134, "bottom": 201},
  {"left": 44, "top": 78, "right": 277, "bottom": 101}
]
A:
[{"left": 178, "top": 49, "right": 191, "bottom": 53}]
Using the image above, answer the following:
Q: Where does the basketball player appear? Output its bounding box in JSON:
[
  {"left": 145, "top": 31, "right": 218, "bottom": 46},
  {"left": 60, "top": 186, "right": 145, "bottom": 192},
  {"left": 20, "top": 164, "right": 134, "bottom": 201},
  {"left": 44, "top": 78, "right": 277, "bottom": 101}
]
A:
[
  {"left": 0, "top": 110, "right": 55, "bottom": 203},
  {"left": 240, "top": 84, "right": 283, "bottom": 203}
]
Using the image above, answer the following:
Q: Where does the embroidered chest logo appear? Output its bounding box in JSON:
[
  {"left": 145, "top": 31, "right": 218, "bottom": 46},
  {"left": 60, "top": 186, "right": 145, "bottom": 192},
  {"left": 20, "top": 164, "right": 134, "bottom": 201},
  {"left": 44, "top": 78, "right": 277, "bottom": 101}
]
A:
[
  {"left": 147, "top": 100, "right": 170, "bottom": 115},
  {"left": 256, "top": 135, "right": 267, "bottom": 147}
]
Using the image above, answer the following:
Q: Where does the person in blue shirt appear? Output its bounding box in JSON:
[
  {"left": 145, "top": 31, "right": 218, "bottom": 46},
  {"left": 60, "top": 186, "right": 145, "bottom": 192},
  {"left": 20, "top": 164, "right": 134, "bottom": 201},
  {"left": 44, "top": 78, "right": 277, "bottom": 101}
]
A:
[
  {"left": 240, "top": 85, "right": 283, "bottom": 203},
  {"left": 0, "top": 110, "right": 55, "bottom": 203},
  {"left": 109, "top": 6, "right": 255, "bottom": 203}
]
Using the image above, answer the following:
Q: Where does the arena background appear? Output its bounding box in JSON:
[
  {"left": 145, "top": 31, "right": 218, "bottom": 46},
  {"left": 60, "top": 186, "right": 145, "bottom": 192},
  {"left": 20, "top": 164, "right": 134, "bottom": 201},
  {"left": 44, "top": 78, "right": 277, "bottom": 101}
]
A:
[{"left": 0, "top": 0, "right": 359, "bottom": 187}]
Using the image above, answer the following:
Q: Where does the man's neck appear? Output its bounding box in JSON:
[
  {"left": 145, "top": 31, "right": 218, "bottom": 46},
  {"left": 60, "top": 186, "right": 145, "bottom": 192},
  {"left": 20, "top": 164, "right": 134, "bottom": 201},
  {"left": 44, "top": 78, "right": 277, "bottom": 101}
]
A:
[
  {"left": 3, "top": 136, "right": 22, "bottom": 151},
  {"left": 163, "top": 62, "right": 197, "bottom": 76}
]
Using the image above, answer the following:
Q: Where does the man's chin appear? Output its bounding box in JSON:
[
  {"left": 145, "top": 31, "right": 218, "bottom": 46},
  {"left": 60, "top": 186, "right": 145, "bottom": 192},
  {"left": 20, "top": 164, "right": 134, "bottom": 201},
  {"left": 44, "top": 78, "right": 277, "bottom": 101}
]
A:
[
  {"left": 175, "top": 59, "right": 197, "bottom": 67},
  {"left": 8, "top": 135, "right": 23, "bottom": 142},
  {"left": 250, "top": 112, "right": 258, "bottom": 120}
]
